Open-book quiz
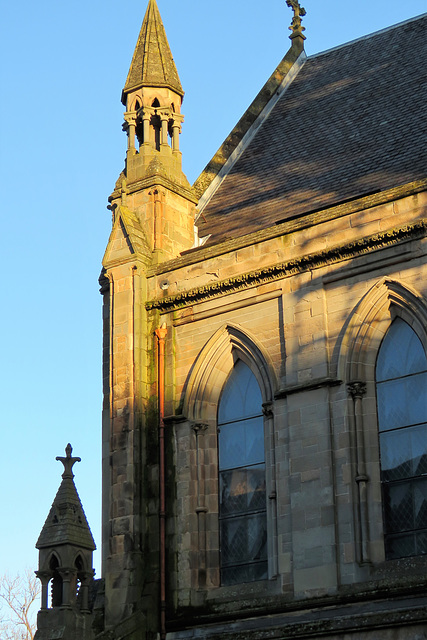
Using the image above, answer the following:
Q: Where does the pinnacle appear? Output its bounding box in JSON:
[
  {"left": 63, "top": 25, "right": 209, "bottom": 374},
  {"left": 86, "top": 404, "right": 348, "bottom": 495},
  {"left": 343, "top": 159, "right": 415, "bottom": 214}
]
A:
[
  {"left": 122, "top": 0, "right": 184, "bottom": 104},
  {"left": 36, "top": 445, "right": 96, "bottom": 551}
]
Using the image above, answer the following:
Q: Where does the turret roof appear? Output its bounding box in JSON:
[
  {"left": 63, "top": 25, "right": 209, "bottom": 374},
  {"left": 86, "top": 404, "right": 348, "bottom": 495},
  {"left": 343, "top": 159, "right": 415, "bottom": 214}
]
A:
[
  {"left": 36, "top": 445, "right": 96, "bottom": 551},
  {"left": 122, "top": 0, "right": 183, "bottom": 104}
]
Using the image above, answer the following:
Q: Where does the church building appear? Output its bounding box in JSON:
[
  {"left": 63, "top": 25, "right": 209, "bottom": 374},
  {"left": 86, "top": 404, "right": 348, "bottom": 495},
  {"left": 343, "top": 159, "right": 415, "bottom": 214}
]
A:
[{"left": 35, "top": 2, "right": 427, "bottom": 639}]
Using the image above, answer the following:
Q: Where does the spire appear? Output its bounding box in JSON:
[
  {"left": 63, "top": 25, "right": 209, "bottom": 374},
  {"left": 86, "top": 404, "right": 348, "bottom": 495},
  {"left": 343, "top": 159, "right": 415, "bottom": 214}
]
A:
[
  {"left": 122, "top": 0, "right": 183, "bottom": 105},
  {"left": 36, "top": 444, "right": 95, "bottom": 551}
]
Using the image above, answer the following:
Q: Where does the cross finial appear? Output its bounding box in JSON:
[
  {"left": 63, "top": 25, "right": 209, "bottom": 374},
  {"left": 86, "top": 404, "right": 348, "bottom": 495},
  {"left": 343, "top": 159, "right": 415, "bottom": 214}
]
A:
[
  {"left": 286, "top": 0, "right": 306, "bottom": 39},
  {"left": 56, "top": 443, "right": 81, "bottom": 479}
]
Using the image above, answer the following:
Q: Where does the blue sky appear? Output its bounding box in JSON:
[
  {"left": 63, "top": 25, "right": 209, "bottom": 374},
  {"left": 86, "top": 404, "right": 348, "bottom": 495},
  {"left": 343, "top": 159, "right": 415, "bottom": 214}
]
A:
[{"left": 0, "top": 0, "right": 425, "bottom": 580}]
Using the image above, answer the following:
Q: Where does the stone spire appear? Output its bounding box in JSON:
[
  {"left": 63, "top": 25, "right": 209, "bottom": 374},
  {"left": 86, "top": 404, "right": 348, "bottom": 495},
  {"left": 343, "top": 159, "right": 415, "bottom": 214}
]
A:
[
  {"left": 34, "top": 446, "right": 96, "bottom": 638},
  {"left": 36, "top": 443, "right": 95, "bottom": 552},
  {"left": 122, "top": 0, "right": 183, "bottom": 106}
]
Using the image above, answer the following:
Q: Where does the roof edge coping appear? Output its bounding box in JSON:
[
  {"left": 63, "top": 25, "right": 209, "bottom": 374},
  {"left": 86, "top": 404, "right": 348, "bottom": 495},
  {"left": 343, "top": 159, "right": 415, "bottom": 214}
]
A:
[{"left": 192, "top": 44, "right": 305, "bottom": 201}]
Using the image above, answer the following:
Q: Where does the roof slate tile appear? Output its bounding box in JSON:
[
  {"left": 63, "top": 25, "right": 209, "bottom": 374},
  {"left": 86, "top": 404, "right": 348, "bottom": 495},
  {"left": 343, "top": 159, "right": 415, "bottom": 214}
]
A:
[{"left": 197, "top": 16, "right": 427, "bottom": 243}]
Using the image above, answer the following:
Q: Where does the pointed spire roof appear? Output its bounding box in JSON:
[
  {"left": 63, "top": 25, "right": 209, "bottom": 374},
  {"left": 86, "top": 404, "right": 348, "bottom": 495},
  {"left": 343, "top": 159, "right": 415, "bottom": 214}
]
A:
[
  {"left": 36, "top": 444, "right": 96, "bottom": 551},
  {"left": 122, "top": 0, "right": 184, "bottom": 105}
]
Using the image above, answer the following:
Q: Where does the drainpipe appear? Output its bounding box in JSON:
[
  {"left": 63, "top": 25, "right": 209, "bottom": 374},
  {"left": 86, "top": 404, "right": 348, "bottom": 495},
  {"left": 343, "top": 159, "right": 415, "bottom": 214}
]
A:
[{"left": 155, "top": 324, "right": 168, "bottom": 640}]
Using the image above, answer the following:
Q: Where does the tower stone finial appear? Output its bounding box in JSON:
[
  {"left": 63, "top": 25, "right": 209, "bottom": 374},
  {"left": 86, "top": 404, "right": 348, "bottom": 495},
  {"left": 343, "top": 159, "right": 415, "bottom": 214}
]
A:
[
  {"left": 286, "top": 0, "right": 306, "bottom": 40},
  {"left": 55, "top": 443, "right": 81, "bottom": 479}
]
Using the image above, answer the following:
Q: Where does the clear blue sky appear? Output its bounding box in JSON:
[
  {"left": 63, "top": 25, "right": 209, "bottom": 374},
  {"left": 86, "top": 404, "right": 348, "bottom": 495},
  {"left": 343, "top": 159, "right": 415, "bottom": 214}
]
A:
[{"left": 0, "top": 0, "right": 425, "bottom": 579}]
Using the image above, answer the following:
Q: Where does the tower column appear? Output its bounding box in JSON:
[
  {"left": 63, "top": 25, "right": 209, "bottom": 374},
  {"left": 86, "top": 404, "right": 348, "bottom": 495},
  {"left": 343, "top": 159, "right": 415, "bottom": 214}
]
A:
[
  {"left": 80, "top": 570, "right": 95, "bottom": 612},
  {"left": 172, "top": 121, "right": 181, "bottom": 152},
  {"left": 143, "top": 111, "right": 151, "bottom": 145},
  {"left": 58, "top": 568, "right": 73, "bottom": 608},
  {"left": 35, "top": 571, "right": 50, "bottom": 610},
  {"left": 124, "top": 114, "right": 137, "bottom": 154},
  {"left": 160, "top": 113, "right": 169, "bottom": 147}
]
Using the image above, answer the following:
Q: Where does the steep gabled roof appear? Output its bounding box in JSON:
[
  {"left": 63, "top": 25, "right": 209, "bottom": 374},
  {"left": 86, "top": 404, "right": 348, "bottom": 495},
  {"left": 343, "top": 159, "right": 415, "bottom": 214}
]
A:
[
  {"left": 122, "top": 0, "right": 183, "bottom": 104},
  {"left": 196, "top": 15, "right": 427, "bottom": 244},
  {"left": 36, "top": 447, "right": 96, "bottom": 551}
]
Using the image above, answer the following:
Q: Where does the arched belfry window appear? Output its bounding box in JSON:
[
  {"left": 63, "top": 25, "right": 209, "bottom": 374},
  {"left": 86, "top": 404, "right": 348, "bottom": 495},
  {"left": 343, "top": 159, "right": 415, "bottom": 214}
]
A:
[
  {"left": 376, "top": 317, "right": 427, "bottom": 559},
  {"left": 218, "top": 359, "right": 267, "bottom": 585}
]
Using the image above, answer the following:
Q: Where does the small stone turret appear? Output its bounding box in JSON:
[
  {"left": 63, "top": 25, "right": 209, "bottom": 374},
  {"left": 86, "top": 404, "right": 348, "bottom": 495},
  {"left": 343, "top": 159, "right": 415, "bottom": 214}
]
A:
[
  {"left": 34, "top": 444, "right": 97, "bottom": 640},
  {"left": 107, "top": 0, "right": 197, "bottom": 265}
]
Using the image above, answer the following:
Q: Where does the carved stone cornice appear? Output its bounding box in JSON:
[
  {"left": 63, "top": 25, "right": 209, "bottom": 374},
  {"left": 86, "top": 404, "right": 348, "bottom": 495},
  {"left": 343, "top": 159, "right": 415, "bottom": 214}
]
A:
[{"left": 146, "top": 220, "right": 426, "bottom": 313}]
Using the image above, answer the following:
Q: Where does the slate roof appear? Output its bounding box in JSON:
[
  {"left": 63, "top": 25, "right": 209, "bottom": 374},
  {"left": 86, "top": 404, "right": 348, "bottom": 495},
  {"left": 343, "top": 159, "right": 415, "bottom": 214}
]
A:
[
  {"left": 36, "top": 474, "right": 96, "bottom": 551},
  {"left": 122, "top": 0, "right": 183, "bottom": 104},
  {"left": 196, "top": 15, "right": 427, "bottom": 244}
]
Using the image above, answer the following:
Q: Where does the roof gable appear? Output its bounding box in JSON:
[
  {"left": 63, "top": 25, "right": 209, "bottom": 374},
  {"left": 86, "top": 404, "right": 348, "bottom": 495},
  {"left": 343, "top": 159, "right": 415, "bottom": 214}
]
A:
[{"left": 196, "top": 15, "right": 427, "bottom": 245}]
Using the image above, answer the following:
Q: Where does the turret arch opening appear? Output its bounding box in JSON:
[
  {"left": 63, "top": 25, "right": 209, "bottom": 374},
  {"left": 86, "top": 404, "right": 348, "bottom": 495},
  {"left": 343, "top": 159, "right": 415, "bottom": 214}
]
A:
[{"left": 48, "top": 554, "right": 63, "bottom": 608}]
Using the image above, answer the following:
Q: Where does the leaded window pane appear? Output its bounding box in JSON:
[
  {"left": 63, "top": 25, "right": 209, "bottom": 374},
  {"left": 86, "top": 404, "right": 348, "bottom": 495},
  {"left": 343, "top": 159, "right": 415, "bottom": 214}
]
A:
[
  {"left": 219, "top": 465, "right": 266, "bottom": 516},
  {"left": 386, "top": 530, "right": 427, "bottom": 560},
  {"left": 376, "top": 317, "right": 427, "bottom": 382},
  {"left": 218, "top": 360, "right": 263, "bottom": 423},
  {"left": 385, "top": 532, "right": 416, "bottom": 560},
  {"left": 218, "top": 416, "right": 264, "bottom": 470},
  {"left": 414, "top": 480, "right": 427, "bottom": 529},
  {"left": 377, "top": 373, "right": 427, "bottom": 431},
  {"left": 220, "top": 513, "right": 267, "bottom": 566},
  {"left": 376, "top": 318, "right": 427, "bottom": 560},
  {"left": 383, "top": 481, "right": 414, "bottom": 533},
  {"left": 218, "top": 360, "right": 267, "bottom": 585},
  {"left": 221, "top": 560, "right": 268, "bottom": 585},
  {"left": 380, "top": 424, "right": 427, "bottom": 481}
]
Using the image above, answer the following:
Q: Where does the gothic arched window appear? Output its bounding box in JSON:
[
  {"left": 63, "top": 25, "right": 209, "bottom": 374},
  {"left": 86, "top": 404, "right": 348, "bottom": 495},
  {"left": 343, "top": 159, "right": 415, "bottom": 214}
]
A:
[
  {"left": 376, "top": 317, "right": 427, "bottom": 559},
  {"left": 218, "top": 360, "right": 267, "bottom": 585}
]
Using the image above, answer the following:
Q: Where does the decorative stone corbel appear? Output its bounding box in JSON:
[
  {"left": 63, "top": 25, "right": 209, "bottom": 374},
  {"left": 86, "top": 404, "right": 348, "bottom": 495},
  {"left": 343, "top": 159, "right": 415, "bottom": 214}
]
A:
[{"left": 262, "top": 402, "right": 274, "bottom": 418}]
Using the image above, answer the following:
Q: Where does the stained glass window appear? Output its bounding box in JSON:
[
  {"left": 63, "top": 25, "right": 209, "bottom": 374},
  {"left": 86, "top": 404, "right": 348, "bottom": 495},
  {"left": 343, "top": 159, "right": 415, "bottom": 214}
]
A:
[
  {"left": 218, "top": 360, "right": 267, "bottom": 585},
  {"left": 376, "top": 318, "right": 427, "bottom": 559}
]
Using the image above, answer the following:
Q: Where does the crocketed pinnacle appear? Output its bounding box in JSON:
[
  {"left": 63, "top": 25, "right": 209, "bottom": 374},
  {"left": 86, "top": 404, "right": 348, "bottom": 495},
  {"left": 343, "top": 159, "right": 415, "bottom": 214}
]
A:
[
  {"left": 122, "top": 0, "right": 184, "bottom": 104},
  {"left": 36, "top": 445, "right": 96, "bottom": 551}
]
